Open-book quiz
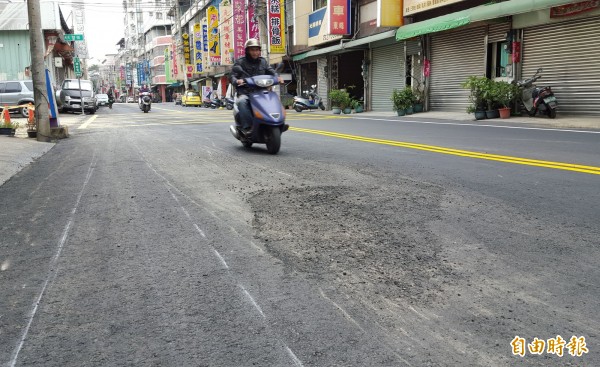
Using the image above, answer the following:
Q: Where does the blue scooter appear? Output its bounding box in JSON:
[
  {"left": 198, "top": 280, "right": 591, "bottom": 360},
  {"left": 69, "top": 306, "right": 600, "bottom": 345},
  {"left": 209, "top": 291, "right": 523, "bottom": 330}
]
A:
[{"left": 229, "top": 74, "right": 288, "bottom": 154}]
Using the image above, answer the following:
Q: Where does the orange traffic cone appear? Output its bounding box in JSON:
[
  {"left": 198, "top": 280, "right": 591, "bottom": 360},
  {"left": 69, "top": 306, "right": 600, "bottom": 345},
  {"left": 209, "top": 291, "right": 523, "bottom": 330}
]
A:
[
  {"left": 2, "top": 106, "right": 10, "bottom": 125},
  {"left": 28, "top": 104, "right": 35, "bottom": 125}
]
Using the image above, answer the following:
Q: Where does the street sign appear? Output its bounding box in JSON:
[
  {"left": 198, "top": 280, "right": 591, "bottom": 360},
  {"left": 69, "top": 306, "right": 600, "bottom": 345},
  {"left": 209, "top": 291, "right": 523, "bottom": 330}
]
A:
[
  {"left": 74, "top": 57, "right": 82, "bottom": 77},
  {"left": 64, "top": 34, "right": 84, "bottom": 42}
]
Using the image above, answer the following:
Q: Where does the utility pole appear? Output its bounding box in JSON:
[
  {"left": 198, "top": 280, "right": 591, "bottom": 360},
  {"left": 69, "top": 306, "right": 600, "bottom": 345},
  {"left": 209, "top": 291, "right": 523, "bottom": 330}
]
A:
[{"left": 27, "top": 0, "right": 51, "bottom": 142}]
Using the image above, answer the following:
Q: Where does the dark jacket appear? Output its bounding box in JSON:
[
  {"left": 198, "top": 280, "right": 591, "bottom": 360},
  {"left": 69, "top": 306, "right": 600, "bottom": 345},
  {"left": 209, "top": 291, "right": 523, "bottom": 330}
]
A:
[{"left": 230, "top": 56, "right": 277, "bottom": 96}]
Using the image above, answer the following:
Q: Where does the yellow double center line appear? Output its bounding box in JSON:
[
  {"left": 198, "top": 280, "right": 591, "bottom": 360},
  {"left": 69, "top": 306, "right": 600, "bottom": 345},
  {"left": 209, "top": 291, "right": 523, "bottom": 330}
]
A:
[{"left": 290, "top": 127, "right": 600, "bottom": 175}]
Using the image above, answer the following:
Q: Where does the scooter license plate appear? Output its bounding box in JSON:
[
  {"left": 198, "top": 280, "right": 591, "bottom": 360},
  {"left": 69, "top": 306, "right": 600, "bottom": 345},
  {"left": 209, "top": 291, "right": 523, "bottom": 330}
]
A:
[
  {"left": 72, "top": 104, "right": 80, "bottom": 108},
  {"left": 544, "top": 96, "right": 557, "bottom": 104}
]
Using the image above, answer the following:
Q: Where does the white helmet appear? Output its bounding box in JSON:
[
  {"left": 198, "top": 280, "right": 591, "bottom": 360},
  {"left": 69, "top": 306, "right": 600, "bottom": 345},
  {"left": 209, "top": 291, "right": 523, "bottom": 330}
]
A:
[{"left": 244, "top": 38, "right": 261, "bottom": 49}]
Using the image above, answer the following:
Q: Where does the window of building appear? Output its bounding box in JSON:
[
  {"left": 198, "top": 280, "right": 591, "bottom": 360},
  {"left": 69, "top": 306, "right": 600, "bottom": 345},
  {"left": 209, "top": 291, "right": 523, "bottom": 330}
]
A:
[
  {"left": 313, "top": 0, "right": 326, "bottom": 10},
  {"left": 156, "top": 12, "right": 162, "bottom": 19},
  {"left": 149, "top": 12, "right": 153, "bottom": 17}
]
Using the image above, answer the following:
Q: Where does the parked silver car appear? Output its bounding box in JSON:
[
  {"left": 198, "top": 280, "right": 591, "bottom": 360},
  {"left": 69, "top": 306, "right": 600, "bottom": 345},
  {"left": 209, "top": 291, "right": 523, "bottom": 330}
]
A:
[
  {"left": 57, "top": 79, "right": 97, "bottom": 114},
  {"left": 0, "top": 80, "right": 34, "bottom": 118}
]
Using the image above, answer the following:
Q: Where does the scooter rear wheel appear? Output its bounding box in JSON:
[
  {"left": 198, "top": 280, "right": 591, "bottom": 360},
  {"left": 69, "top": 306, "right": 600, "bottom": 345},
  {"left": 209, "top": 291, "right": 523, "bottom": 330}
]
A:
[
  {"left": 294, "top": 105, "right": 303, "bottom": 113},
  {"left": 548, "top": 108, "right": 556, "bottom": 119}
]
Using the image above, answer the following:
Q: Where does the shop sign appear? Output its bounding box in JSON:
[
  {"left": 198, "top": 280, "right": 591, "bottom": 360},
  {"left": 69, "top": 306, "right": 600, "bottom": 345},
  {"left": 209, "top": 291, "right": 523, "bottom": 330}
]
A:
[
  {"left": 202, "top": 18, "right": 209, "bottom": 71},
  {"left": 233, "top": 0, "right": 247, "bottom": 60},
  {"left": 308, "top": 7, "right": 343, "bottom": 46},
  {"left": 550, "top": 0, "right": 600, "bottom": 17},
  {"left": 404, "top": 0, "right": 465, "bottom": 16},
  {"left": 193, "top": 23, "right": 203, "bottom": 73},
  {"left": 377, "top": 0, "right": 403, "bottom": 27},
  {"left": 220, "top": 1, "right": 235, "bottom": 65},
  {"left": 248, "top": 1, "right": 260, "bottom": 40},
  {"left": 329, "top": 0, "right": 351, "bottom": 35},
  {"left": 207, "top": 6, "right": 221, "bottom": 65},
  {"left": 267, "top": 0, "right": 286, "bottom": 54}
]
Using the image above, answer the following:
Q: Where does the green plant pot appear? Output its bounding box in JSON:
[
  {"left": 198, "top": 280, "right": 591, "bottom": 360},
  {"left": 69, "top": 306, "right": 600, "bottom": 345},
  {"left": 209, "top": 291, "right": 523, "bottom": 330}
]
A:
[
  {"left": 343, "top": 108, "right": 352, "bottom": 114},
  {"left": 413, "top": 103, "right": 423, "bottom": 113},
  {"left": 332, "top": 107, "right": 342, "bottom": 114},
  {"left": 0, "top": 128, "right": 15, "bottom": 136},
  {"left": 406, "top": 106, "right": 414, "bottom": 115},
  {"left": 396, "top": 109, "right": 406, "bottom": 116},
  {"left": 486, "top": 109, "right": 499, "bottom": 119},
  {"left": 474, "top": 111, "right": 487, "bottom": 120},
  {"left": 354, "top": 106, "right": 363, "bottom": 113}
]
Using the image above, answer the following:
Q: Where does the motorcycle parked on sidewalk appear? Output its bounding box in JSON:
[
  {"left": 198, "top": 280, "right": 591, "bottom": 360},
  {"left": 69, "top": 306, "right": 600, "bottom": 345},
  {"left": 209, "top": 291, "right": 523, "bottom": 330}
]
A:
[
  {"left": 229, "top": 73, "right": 288, "bottom": 155},
  {"left": 139, "top": 92, "right": 152, "bottom": 113},
  {"left": 516, "top": 68, "right": 557, "bottom": 119},
  {"left": 292, "top": 85, "right": 325, "bottom": 112}
]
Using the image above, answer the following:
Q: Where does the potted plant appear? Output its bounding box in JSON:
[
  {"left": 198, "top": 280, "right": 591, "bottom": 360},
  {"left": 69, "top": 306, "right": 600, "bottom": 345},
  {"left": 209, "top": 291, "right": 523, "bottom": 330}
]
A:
[
  {"left": 391, "top": 87, "right": 412, "bottom": 116},
  {"left": 482, "top": 79, "right": 500, "bottom": 119},
  {"left": 409, "top": 74, "right": 425, "bottom": 113},
  {"left": 280, "top": 94, "right": 294, "bottom": 110},
  {"left": 352, "top": 99, "right": 364, "bottom": 113},
  {"left": 462, "top": 76, "right": 488, "bottom": 120},
  {"left": 329, "top": 89, "right": 351, "bottom": 114},
  {"left": 0, "top": 119, "right": 19, "bottom": 136},
  {"left": 495, "top": 81, "right": 517, "bottom": 119}
]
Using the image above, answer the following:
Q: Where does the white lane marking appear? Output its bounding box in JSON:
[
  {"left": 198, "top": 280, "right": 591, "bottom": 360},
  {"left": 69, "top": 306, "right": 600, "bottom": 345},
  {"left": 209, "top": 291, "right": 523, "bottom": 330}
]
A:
[
  {"left": 352, "top": 116, "right": 600, "bottom": 134},
  {"left": 181, "top": 207, "right": 191, "bottom": 219},
  {"left": 212, "top": 249, "right": 229, "bottom": 269},
  {"left": 276, "top": 171, "right": 292, "bottom": 177},
  {"left": 193, "top": 224, "right": 206, "bottom": 238},
  {"left": 408, "top": 305, "right": 430, "bottom": 321},
  {"left": 318, "top": 288, "right": 365, "bottom": 332},
  {"left": 239, "top": 284, "right": 265, "bottom": 318},
  {"left": 78, "top": 115, "right": 98, "bottom": 129},
  {"left": 9, "top": 155, "right": 96, "bottom": 367},
  {"left": 286, "top": 346, "right": 305, "bottom": 367},
  {"left": 166, "top": 184, "right": 180, "bottom": 203}
]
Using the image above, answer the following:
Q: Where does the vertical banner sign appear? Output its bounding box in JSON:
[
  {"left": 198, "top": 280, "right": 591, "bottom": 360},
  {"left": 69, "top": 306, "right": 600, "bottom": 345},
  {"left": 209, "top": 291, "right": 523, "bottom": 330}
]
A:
[
  {"left": 182, "top": 33, "right": 192, "bottom": 68},
  {"left": 171, "top": 41, "right": 178, "bottom": 78},
  {"left": 233, "top": 0, "right": 247, "bottom": 60},
  {"left": 126, "top": 62, "right": 132, "bottom": 86},
  {"left": 329, "top": 0, "right": 351, "bottom": 35},
  {"left": 220, "top": 0, "right": 234, "bottom": 65},
  {"left": 377, "top": 0, "right": 403, "bottom": 27},
  {"left": 248, "top": 1, "right": 260, "bottom": 41},
  {"left": 165, "top": 47, "right": 172, "bottom": 83},
  {"left": 120, "top": 65, "right": 125, "bottom": 81},
  {"left": 207, "top": 6, "right": 221, "bottom": 65},
  {"left": 194, "top": 23, "right": 203, "bottom": 73},
  {"left": 202, "top": 18, "right": 209, "bottom": 71},
  {"left": 137, "top": 62, "right": 142, "bottom": 85},
  {"left": 267, "top": 0, "right": 286, "bottom": 54}
]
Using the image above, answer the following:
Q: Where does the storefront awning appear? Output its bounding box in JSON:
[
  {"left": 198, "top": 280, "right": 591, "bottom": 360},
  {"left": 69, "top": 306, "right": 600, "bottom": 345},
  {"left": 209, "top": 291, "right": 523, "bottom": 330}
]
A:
[
  {"left": 168, "top": 82, "right": 183, "bottom": 87},
  {"left": 292, "top": 30, "right": 397, "bottom": 62},
  {"left": 396, "top": 0, "right": 583, "bottom": 41}
]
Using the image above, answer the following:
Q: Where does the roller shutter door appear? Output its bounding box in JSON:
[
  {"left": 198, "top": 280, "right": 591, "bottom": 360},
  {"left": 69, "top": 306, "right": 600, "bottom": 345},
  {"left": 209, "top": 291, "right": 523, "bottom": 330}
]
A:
[
  {"left": 429, "top": 27, "right": 486, "bottom": 111},
  {"left": 522, "top": 16, "right": 600, "bottom": 116},
  {"left": 371, "top": 42, "right": 405, "bottom": 111}
]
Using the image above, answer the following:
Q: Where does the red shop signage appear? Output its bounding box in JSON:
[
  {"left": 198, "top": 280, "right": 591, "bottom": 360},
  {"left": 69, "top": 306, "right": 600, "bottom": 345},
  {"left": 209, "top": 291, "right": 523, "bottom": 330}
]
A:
[{"left": 550, "top": 0, "right": 600, "bottom": 18}]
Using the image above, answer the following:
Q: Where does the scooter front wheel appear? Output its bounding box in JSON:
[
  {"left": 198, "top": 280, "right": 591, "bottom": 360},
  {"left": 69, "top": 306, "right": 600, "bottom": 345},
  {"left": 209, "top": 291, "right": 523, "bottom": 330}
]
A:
[
  {"left": 294, "top": 105, "right": 303, "bottom": 113},
  {"left": 266, "top": 127, "right": 281, "bottom": 155}
]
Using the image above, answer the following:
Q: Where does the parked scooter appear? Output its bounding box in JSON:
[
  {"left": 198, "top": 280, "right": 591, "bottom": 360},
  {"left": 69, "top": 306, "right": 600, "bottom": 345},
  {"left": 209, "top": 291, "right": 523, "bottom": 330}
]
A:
[
  {"left": 229, "top": 74, "right": 288, "bottom": 154},
  {"left": 224, "top": 96, "right": 234, "bottom": 110},
  {"left": 292, "top": 85, "right": 325, "bottom": 112},
  {"left": 516, "top": 68, "right": 557, "bottom": 118},
  {"left": 139, "top": 92, "right": 152, "bottom": 113}
]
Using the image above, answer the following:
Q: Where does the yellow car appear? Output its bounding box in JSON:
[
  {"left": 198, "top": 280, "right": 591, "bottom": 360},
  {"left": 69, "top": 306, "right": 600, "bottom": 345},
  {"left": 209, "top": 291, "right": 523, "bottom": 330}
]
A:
[{"left": 181, "top": 91, "right": 201, "bottom": 107}]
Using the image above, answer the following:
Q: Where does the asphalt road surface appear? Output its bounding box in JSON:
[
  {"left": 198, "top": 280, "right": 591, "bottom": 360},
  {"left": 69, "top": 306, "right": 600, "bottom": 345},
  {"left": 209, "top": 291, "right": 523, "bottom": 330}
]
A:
[{"left": 1, "top": 102, "right": 599, "bottom": 366}]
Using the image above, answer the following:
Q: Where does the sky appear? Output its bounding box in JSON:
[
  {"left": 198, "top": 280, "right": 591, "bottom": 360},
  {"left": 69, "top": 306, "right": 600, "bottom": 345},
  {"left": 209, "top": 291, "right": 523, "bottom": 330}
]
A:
[{"left": 61, "top": 0, "right": 126, "bottom": 64}]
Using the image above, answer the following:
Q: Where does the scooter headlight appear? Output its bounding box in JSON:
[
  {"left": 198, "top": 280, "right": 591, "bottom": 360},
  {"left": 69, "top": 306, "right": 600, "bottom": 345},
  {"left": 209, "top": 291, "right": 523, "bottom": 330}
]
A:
[{"left": 255, "top": 79, "right": 274, "bottom": 88}]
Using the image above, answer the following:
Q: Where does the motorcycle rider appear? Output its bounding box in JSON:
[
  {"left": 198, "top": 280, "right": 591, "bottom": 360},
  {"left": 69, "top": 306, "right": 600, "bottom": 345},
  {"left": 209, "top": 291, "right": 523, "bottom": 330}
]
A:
[
  {"left": 230, "top": 38, "right": 283, "bottom": 135},
  {"left": 139, "top": 84, "right": 149, "bottom": 105},
  {"left": 107, "top": 86, "right": 115, "bottom": 109}
]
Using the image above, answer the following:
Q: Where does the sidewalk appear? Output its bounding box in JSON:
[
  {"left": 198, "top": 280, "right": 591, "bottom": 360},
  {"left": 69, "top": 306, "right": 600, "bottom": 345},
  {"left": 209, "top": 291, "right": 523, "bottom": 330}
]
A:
[
  {"left": 314, "top": 109, "right": 600, "bottom": 130},
  {"left": 0, "top": 114, "right": 86, "bottom": 187}
]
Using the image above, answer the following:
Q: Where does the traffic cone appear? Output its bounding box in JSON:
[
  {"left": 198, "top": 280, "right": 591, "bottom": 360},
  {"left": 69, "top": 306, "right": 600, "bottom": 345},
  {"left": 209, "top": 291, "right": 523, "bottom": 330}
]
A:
[
  {"left": 2, "top": 106, "right": 10, "bottom": 125},
  {"left": 28, "top": 104, "right": 35, "bottom": 125}
]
